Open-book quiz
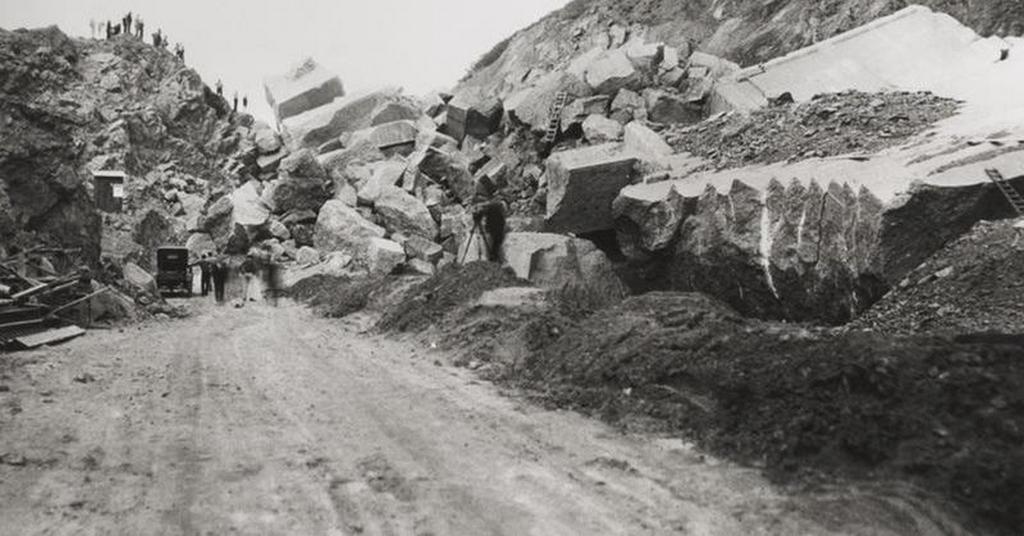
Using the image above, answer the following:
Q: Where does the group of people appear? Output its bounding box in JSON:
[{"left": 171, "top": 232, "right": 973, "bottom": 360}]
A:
[
  {"left": 89, "top": 13, "right": 186, "bottom": 62},
  {"left": 191, "top": 249, "right": 281, "bottom": 306},
  {"left": 215, "top": 80, "right": 248, "bottom": 113}
]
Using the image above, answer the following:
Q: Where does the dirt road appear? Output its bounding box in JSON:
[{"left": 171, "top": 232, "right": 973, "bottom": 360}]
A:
[{"left": 0, "top": 302, "right": 969, "bottom": 535}]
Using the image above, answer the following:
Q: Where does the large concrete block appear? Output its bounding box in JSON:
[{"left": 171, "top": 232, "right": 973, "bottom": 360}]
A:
[
  {"left": 445, "top": 89, "right": 503, "bottom": 141},
  {"left": 545, "top": 144, "right": 637, "bottom": 233},
  {"left": 263, "top": 58, "right": 345, "bottom": 124}
]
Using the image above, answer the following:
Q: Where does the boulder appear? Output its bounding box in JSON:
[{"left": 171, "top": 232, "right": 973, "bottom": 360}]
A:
[
  {"left": 367, "top": 238, "right": 405, "bottom": 274},
  {"left": 582, "top": 114, "right": 623, "bottom": 143},
  {"left": 584, "top": 49, "right": 640, "bottom": 95},
  {"left": 408, "top": 147, "right": 474, "bottom": 202},
  {"left": 318, "top": 134, "right": 386, "bottom": 174},
  {"left": 199, "top": 196, "right": 233, "bottom": 237},
  {"left": 404, "top": 235, "right": 444, "bottom": 264},
  {"left": 545, "top": 144, "right": 637, "bottom": 233},
  {"left": 407, "top": 258, "right": 436, "bottom": 275},
  {"left": 268, "top": 219, "right": 291, "bottom": 240},
  {"left": 335, "top": 182, "right": 358, "bottom": 207},
  {"left": 624, "top": 42, "right": 664, "bottom": 73},
  {"left": 280, "top": 149, "right": 326, "bottom": 179},
  {"left": 185, "top": 232, "right": 216, "bottom": 257},
  {"left": 560, "top": 95, "right": 611, "bottom": 130},
  {"left": 263, "top": 57, "right": 345, "bottom": 124},
  {"left": 356, "top": 160, "right": 406, "bottom": 205},
  {"left": 231, "top": 180, "right": 270, "bottom": 226},
  {"left": 296, "top": 246, "right": 321, "bottom": 265},
  {"left": 263, "top": 176, "right": 331, "bottom": 214},
  {"left": 505, "top": 70, "right": 592, "bottom": 134},
  {"left": 445, "top": 90, "right": 503, "bottom": 142},
  {"left": 371, "top": 99, "right": 422, "bottom": 126},
  {"left": 612, "top": 182, "right": 688, "bottom": 257},
  {"left": 123, "top": 262, "right": 158, "bottom": 295},
  {"left": 374, "top": 186, "right": 438, "bottom": 239},
  {"left": 623, "top": 121, "right": 673, "bottom": 159},
  {"left": 500, "top": 232, "right": 625, "bottom": 300},
  {"left": 368, "top": 120, "right": 418, "bottom": 153},
  {"left": 257, "top": 151, "right": 287, "bottom": 174},
  {"left": 254, "top": 121, "right": 283, "bottom": 155},
  {"left": 610, "top": 89, "right": 647, "bottom": 124},
  {"left": 313, "top": 200, "right": 386, "bottom": 255},
  {"left": 282, "top": 252, "right": 355, "bottom": 288},
  {"left": 281, "top": 87, "right": 401, "bottom": 150},
  {"left": 643, "top": 89, "right": 701, "bottom": 125}
]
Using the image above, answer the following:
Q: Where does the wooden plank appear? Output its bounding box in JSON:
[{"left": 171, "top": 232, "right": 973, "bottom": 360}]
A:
[{"left": 14, "top": 325, "right": 85, "bottom": 349}]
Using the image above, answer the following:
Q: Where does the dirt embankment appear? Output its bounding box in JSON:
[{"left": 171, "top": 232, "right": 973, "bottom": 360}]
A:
[
  {"left": 295, "top": 265, "right": 1024, "bottom": 535},
  {"left": 852, "top": 219, "right": 1024, "bottom": 335}
]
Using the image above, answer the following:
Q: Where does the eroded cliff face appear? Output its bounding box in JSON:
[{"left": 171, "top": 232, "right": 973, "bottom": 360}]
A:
[
  {"left": 0, "top": 26, "right": 251, "bottom": 268},
  {"left": 616, "top": 174, "right": 1024, "bottom": 324}
]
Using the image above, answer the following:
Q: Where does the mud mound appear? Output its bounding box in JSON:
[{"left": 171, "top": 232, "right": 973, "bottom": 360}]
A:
[
  {"left": 376, "top": 262, "right": 529, "bottom": 333},
  {"left": 852, "top": 219, "right": 1024, "bottom": 335},
  {"left": 515, "top": 291, "right": 1024, "bottom": 534},
  {"left": 663, "top": 91, "right": 959, "bottom": 170}
]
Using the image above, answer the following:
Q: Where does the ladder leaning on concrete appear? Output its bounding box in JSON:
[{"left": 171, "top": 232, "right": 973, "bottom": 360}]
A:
[
  {"left": 985, "top": 168, "right": 1024, "bottom": 215},
  {"left": 541, "top": 91, "right": 570, "bottom": 147}
]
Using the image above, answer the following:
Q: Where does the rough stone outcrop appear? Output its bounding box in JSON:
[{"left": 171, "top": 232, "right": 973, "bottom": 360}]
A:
[{"left": 545, "top": 144, "right": 637, "bottom": 233}]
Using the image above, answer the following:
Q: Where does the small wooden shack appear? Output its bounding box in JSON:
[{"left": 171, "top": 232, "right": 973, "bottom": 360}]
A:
[{"left": 92, "top": 170, "right": 126, "bottom": 213}]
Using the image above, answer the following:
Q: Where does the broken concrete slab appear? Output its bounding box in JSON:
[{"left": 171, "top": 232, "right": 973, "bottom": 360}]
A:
[
  {"left": 612, "top": 181, "right": 688, "bottom": 256},
  {"left": 263, "top": 57, "right": 345, "bottom": 124},
  {"left": 313, "top": 199, "right": 386, "bottom": 255},
  {"left": 545, "top": 143, "right": 638, "bottom": 233}
]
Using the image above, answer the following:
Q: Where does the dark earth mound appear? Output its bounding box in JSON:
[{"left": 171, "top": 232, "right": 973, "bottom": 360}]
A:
[
  {"left": 376, "top": 262, "right": 529, "bottom": 333},
  {"left": 511, "top": 292, "right": 1024, "bottom": 535},
  {"left": 853, "top": 219, "right": 1024, "bottom": 335}
]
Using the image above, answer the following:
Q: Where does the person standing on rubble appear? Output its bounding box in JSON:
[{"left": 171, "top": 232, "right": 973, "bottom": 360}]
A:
[
  {"left": 215, "top": 79, "right": 223, "bottom": 97},
  {"left": 232, "top": 91, "right": 239, "bottom": 113},
  {"left": 135, "top": 17, "right": 144, "bottom": 39}
]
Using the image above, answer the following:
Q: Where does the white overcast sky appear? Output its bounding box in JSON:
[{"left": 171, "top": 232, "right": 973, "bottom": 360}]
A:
[{"left": 0, "top": 0, "right": 568, "bottom": 123}]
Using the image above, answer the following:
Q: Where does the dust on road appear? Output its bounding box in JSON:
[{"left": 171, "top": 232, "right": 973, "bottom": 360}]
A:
[{"left": 0, "top": 301, "right": 967, "bottom": 535}]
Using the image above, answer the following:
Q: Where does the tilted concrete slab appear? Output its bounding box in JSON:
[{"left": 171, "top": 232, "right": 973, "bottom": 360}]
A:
[
  {"left": 281, "top": 87, "right": 402, "bottom": 151},
  {"left": 263, "top": 58, "right": 345, "bottom": 125}
]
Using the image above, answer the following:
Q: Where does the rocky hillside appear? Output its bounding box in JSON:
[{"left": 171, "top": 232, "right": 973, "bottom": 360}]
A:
[
  {"left": 0, "top": 26, "right": 249, "bottom": 269},
  {"left": 457, "top": 0, "right": 1024, "bottom": 99}
]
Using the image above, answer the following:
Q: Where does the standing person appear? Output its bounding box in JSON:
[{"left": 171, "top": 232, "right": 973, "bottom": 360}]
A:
[
  {"left": 243, "top": 95, "right": 248, "bottom": 109},
  {"left": 215, "top": 79, "right": 223, "bottom": 97},
  {"left": 124, "top": 12, "right": 132, "bottom": 36},
  {"left": 194, "top": 252, "right": 213, "bottom": 297},
  {"left": 106, "top": 20, "right": 112, "bottom": 39},
  {"left": 212, "top": 256, "right": 228, "bottom": 304},
  {"left": 472, "top": 200, "right": 507, "bottom": 262},
  {"left": 239, "top": 254, "right": 259, "bottom": 304},
  {"left": 135, "top": 17, "right": 144, "bottom": 39},
  {"left": 232, "top": 91, "right": 239, "bottom": 113},
  {"left": 264, "top": 257, "right": 281, "bottom": 306}
]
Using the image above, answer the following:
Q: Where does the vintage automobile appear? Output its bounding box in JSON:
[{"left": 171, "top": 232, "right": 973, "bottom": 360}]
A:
[{"left": 155, "top": 246, "right": 193, "bottom": 297}]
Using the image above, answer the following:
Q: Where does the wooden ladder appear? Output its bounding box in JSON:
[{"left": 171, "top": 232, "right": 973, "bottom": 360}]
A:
[
  {"left": 985, "top": 168, "right": 1024, "bottom": 216},
  {"left": 541, "top": 91, "right": 570, "bottom": 147}
]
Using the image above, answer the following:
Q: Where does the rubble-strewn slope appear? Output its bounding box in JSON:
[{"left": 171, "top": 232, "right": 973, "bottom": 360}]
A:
[
  {"left": 852, "top": 218, "right": 1024, "bottom": 334},
  {"left": 457, "top": 0, "right": 1024, "bottom": 99},
  {"left": 0, "top": 26, "right": 248, "bottom": 269}
]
